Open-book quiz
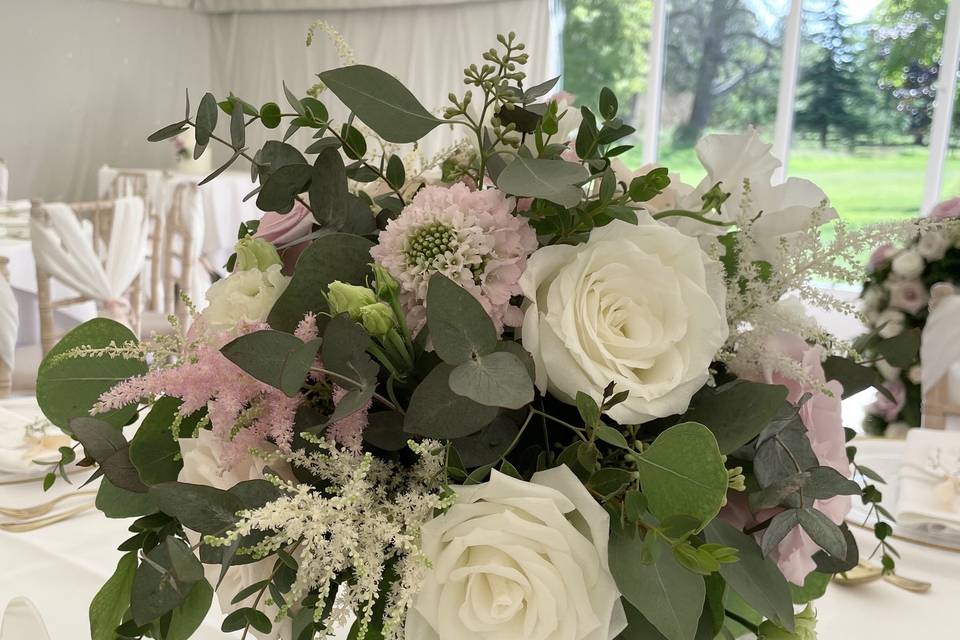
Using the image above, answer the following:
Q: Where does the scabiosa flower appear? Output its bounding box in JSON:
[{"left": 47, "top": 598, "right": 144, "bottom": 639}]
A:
[{"left": 370, "top": 183, "right": 537, "bottom": 334}]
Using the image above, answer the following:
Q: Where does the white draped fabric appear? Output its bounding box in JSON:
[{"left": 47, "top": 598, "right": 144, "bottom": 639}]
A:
[
  {"left": 0, "top": 277, "right": 17, "bottom": 371},
  {"left": 29, "top": 198, "right": 148, "bottom": 320},
  {"left": 921, "top": 293, "right": 960, "bottom": 407}
]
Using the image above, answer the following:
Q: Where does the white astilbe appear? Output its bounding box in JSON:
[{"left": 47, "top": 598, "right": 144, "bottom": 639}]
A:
[
  {"left": 207, "top": 438, "right": 451, "bottom": 640},
  {"left": 720, "top": 179, "right": 942, "bottom": 382}
]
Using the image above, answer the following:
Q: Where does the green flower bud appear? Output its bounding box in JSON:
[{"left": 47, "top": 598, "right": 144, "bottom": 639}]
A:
[
  {"left": 758, "top": 604, "right": 817, "bottom": 640},
  {"left": 327, "top": 281, "right": 377, "bottom": 320},
  {"left": 234, "top": 237, "right": 282, "bottom": 272},
  {"left": 358, "top": 302, "right": 396, "bottom": 338},
  {"left": 370, "top": 263, "right": 400, "bottom": 300}
]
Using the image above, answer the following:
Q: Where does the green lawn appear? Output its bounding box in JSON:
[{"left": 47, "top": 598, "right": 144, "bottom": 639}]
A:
[{"left": 621, "top": 142, "right": 960, "bottom": 226}]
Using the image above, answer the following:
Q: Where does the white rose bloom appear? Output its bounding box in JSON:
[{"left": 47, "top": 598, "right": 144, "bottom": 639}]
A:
[
  {"left": 178, "top": 430, "right": 295, "bottom": 640},
  {"left": 891, "top": 250, "right": 925, "bottom": 279},
  {"left": 519, "top": 216, "right": 728, "bottom": 424},
  {"left": 917, "top": 231, "right": 950, "bottom": 260},
  {"left": 201, "top": 264, "right": 290, "bottom": 331},
  {"left": 406, "top": 467, "right": 626, "bottom": 640},
  {"left": 876, "top": 309, "right": 906, "bottom": 339},
  {"left": 861, "top": 285, "right": 885, "bottom": 312}
]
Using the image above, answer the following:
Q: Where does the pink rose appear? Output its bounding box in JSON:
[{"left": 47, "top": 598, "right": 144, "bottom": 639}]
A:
[
  {"left": 867, "top": 243, "right": 896, "bottom": 271},
  {"left": 887, "top": 278, "right": 929, "bottom": 315},
  {"left": 868, "top": 379, "right": 906, "bottom": 422},
  {"left": 254, "top": 202, "right": 314, "bottom": 273},
  {"left": 739, "top": 333, "right": 852, "bottom": 584},
  {"left": 930, "top": 196, "right": 960, "bottom": 220}
]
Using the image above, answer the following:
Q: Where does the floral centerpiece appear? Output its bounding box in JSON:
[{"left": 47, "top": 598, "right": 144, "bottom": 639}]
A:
[
  {"left": 37, "top": 32, "right": 913, "bottom": 640},
  {"left": 859, "top": 197, "right": 960, "bottom": 436}
]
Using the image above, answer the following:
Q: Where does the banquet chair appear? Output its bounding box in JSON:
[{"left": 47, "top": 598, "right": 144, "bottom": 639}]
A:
[
  {"left": 0, "top": 257, "right": 14, "bottom": 398},
  {"left": 921, "top": 282, "right": 960, "bottom": 429},
  {"left": 30, "top": 198, "right": 145, "bottom": 356},
  {"left": 159, "top": 182, "right": 205, "bottom": 333},
  {"left": 105, "top": 168, "right": 165, "bottom": 312}
]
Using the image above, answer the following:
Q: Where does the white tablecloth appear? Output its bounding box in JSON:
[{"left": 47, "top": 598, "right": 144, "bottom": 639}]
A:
[
  {"left": 0, "top": 238, "right": 95, "bottom": 347},
  {"left": 98, "top": 167, "right": 261, "bottom": 273}
]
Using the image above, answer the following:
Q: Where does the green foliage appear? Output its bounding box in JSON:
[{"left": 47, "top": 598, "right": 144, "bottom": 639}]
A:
[
  {"left": 220, "top": 330, "right": 322, "bottom": 396},
  {"left": 318, "top": 65, "right": 444, "bottom": 143},
  {"left": 403, "top": 364, "right": 498, "bottom": 438},
  {"left": 677, "top": 380, "right": 789, "bottom": 454},
  {"left": 495, "top": 154, "right": 589, "bottom": 208},
  {"left": 71, "top": 417, "right": 147, "bottom": 493},
  {"left": 37, "top": 318, "right": 146, "bottom": 431},
  {"left": 89, "top": 552, "right": 137, "bottom": 640},
  {"left": 129, "top": 399, "right": 204, "bottom": 485},
  {"left": 131, "top": 538, "right": 205, "bottom": 625},
  {"left": 266, "top": 233, "right": 374, "bottom": 332},
  {"left": 426, "top": 274, "right": 497, "bottom": 365},
  {"left": 96, "top": 478, "right": 157, "bottom": 518},
  {"left": 636, "top": 422, "right": 728, "bottom": 528},
  {"left": 610, "top": 526, "right": 705, "bottom": 640},
  {"left": 167, "top": 580, "right": 215, "bottom": 640}
]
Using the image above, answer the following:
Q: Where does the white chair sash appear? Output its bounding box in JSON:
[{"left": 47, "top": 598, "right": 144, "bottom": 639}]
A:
[
  {"left": 0, "top": 277, "right": 16, "bottom": 371},
  {"left": 921, "top": 293, "right": 960, "bottom": 401},
  {"left": 30, "top": 198, "right": 148, "bottom": 322}
]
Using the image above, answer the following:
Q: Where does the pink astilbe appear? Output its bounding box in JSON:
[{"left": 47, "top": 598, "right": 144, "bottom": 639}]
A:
[
  {"left": 93, "top": 321, "right": 307, "bottom": 468},
  {"left": 325, "top": 385, "right": 372, "bottom": 454}
]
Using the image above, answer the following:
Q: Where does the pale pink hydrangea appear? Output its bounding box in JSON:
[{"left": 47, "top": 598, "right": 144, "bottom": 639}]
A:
[
  {"left": 93, "top": 315, "right": 321, "bottom": 468},
  {"left": 725, "top": 332, "right": 852, "bottom": 585},
  {"left": 370, "top": 183, "right": 537, "bottom": 334},
  {"left": 887, "top": 278, "right": 929, "bottom": 315},
  {"left": 867, "top": 378, "right": 907, "bottom": 422}
]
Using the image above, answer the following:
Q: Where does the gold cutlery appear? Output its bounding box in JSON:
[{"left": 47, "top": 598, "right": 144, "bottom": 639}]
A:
[
  {"left": 0, "top": 501, "right": 96, "bottom": 533},
  {"left": 833, "top": 561, "right": 931, "bottom": 592},
  {"left": 0, "top": 490, "right": 96, "bottom": 520}
]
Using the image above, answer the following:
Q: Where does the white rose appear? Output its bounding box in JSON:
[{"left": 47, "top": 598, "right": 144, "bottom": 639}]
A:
[
  {"left": 876, "top": 309, "right": 906, "bottom": 339},
  {"left": 861, "top": 285, "right": 885, "bottom": 312},
  {"left": 406, "top": 467, "right": 626, "bottom": 640},
  {"left": 178, "top": 430, "right": 296, "bottom": 640},
  {"left": 201, "top": 264, "right": 290, "bottom": 331},
  {"left": 917, "top": 231, "right": 949, "bottom": 260},
  {"left": 519, "top": 216, "right": 728, "bottom": 424},
  {"left": 891, "top": 250, "right": 925, "bottom": 279}
]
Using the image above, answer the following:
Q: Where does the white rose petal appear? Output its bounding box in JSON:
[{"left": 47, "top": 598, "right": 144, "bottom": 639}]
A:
[
  {"left": 519, "top": 216, "right": 728, "bottom": 424},
  {"left": 407, "top": 467, "right": 626, "bottom": 640},
  {"left": 201, "top": 263, "right": 290, "bottom": 331},
  {"left": 876, "top": 309, "right": 906, "bottom": 339},
  {"left": 891, "top": 250, "right": 925, "bottom": 279}
]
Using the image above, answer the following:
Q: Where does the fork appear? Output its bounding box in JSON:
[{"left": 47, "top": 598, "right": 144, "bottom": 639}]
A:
[
  {"left": 0, "top": 502, "right": 96, "bottom": 533},
  {"left": 0, "top": 491, "right": 97, "bottom": 520}
]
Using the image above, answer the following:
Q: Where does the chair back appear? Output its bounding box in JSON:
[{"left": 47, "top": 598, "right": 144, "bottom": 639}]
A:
[
  {"left": 922, "top": 282, "right": 960, "bottom": 429},
  {"left": 105, "top": 168, "right": 165, "bottom": 311},
  {"left": 30, "top": 198, "right": 144, "bottom": 355},
  {"left": 162, "top": 182, "right": 205, "bottom": 330},
  {"left": 0, "top": 257, "right": 14, "bottom": 398}
]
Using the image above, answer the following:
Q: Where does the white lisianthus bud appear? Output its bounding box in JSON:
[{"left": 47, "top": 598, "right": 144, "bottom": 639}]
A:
[
  {"left": 327, "top": 281, "right": 377, "bottom": 320},
  {"left": 358, "top": 302, "right": 395, "bottom": 338},
  {"left": 234, "top": 236, "right": 282, "bottom": 272}
]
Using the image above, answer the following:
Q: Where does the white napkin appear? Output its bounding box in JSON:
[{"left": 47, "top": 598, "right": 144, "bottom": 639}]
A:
[
  {"left": 0, "top": 398, "right": 69, "bottom": 479},
  {"left": 0, "top": 597, "right": 50, "bottom": 640},
  {"left": 897, "top": 429, "right": 960, "bottom": 534}
]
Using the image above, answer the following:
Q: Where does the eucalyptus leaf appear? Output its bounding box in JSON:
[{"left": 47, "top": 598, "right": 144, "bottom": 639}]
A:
[
  {"left": 166, "top": 580, "right": 214, "bottom": 640},
  {"left": 495, "top": 155, "right": 587, "bottom": 208},
  {"left": 37, "top": 319, "right": 146, "bottom": 431},
  {"left": 637, "top": 422, "right": 728, "bottom": 528},
  {"left": 309, "top": 147, "right": 349, "bottom": 228},
  {"left": 131, "top": 537, "right": 203, "bottom": 625},
  {"left": 150, "top": 482, "right": 245, "bottom": 535},
  {"left": 221, "top": 330, "right": 321, "bottom": 396},
  {"left": 147, "top": 121, "right": 188, "bottom": 142},
  {"left": 704, "top": 520, "right": 794, "bottom": 631},
  {"left": 89, "top": 552, "right": 137, "bottom": 640},
  {"left": 875, "top": 328, "right": 921, "bottom": 369},
  {"left": 267, "top": 233, "right": 374, "bottom": 332},
  {"left": 195, "top": 92, "right": 218, "bottom": 147},
  {"left": 256, "top": 163, "right": 312, "bottom": 214},
  {"left": 260, "top": 102, "right": 282, "bottom": 129},
  {"left": 798, "top": 507, "right": 847, "bottom": 559},
  {"left": 447, "top": 351, "right": 534, "bottom": 409},
  {"left": 679, "top": 380, "right": 789, "bottom": 454},
  {"left": 319, "top": 65, "right": 443, "bottom": 143},
  {"left": 609, "top": 525, "right": 705, "bottom": 640},
  {"left": 426, "top": 274, "right": 497, "bottom": 365},
  {"left": 453, "top": 416, "right": 520, "bottom": 468},
  {"left": 96, "top": 478, "right": 157, "bottom": 518},
  {"left": 130, "top": 398, "right": 204, "bottom": 485},
  {"left": 761, "top": 509, "right": 801, "bottom": 557},
  {"left": 363, "top": 411, "right": 408, "bottom": 451},
  {"left": 403, "top": 364, "right": 498, "bottom": 438}
]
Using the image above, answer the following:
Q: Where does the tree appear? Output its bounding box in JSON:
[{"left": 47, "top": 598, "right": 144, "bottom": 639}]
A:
[
  {"left": 872, "top": 0, "right": 952, "bottom": 145},
  {"left": 795, "top": 0, "right": 870, "bottom": 147},
  {"left": 561, "top": 0, "right": 651, "bottom": 120},
  {"left": 665, "top": 0, "right": 779, "bottom": 146}
]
